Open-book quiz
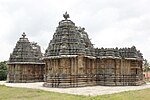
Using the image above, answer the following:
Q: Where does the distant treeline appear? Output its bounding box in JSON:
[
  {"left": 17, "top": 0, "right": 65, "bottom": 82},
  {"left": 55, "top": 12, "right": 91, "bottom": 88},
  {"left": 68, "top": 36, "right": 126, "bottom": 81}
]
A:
[{"left": 0, "top": 61, "right": 7, "bottom": 80}]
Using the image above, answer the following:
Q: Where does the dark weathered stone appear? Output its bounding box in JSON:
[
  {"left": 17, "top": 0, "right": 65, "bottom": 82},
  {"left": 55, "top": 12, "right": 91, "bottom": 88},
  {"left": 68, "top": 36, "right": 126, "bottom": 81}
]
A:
[
  {"left": 7, "top": 33, "right": 45, "bottom": 83},
  {"left": 45, "top": 14, "right": 94, "bottom": 57},
  {"left": 9, "top": 32, "right": 43, "bottom": 63}
]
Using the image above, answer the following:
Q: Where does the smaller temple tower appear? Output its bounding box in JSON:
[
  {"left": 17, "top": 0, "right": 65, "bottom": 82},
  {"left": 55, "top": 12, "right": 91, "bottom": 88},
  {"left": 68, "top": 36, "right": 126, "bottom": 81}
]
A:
[{"left": 7, "top": 32, "right": 45, "bottom": 83}]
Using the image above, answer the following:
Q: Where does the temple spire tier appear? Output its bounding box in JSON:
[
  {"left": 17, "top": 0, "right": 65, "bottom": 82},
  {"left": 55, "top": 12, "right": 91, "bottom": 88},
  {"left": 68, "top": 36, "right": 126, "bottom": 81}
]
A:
[
  {"left": 9, "top": 33, "right": 43, "bottom": 63},
  {"left": 45, "top": 13, "right": 94, "bottom": 57}
]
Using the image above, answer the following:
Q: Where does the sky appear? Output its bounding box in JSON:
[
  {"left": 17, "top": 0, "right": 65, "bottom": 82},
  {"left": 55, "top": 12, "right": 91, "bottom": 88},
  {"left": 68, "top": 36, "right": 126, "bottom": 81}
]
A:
[{"left": 0, "top": 0, "right": 150, "bottom": 61}]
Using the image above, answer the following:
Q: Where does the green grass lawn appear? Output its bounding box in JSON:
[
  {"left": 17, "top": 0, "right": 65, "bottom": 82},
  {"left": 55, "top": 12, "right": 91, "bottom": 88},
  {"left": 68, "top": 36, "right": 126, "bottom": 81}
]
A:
[{"left": 0, "top": 85, "right": 150, "bottom": 100}]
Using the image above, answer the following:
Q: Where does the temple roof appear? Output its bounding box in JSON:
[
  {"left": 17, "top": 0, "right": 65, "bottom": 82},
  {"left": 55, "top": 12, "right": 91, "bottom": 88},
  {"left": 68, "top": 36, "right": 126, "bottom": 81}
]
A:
[
  {"left": 95, "top": 46, "right": 143, "bottom": 60},
  {"left": 9, "top": 32, "right": 43, "bottom": 63},
  {"left": 45, "top": 12, "right": 95, "bottom": 57},
  {"left": 44, "top": 12, "right": 143, "bottom": 60}
]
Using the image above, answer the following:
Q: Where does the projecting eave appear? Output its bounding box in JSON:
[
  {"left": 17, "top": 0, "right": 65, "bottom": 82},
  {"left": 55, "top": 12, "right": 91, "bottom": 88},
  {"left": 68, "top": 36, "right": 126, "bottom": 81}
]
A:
[
  {"left": 43, "top": 55, "right": 78, "bottom": 60},
  {"left": 7, "top": 62, "right": 45, "bottom": 65},
  {"left": 60, "top": 55, "right": 78, "bottom": 57},
  {"left": 97, "top": 56, "right": 121, "bottom": 59},
  {"left": 85, "top": 56, "right": 96, "bottom": 59},
  {"left": 124, "top": 57, "right": 143, "bottom": 61}
]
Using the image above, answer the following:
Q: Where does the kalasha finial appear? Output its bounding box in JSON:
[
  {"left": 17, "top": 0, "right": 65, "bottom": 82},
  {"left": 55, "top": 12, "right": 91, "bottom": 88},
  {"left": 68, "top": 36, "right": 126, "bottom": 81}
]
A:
[
  {"left": 22, "top": 32, "right": 26, "bottom": 38},
  {"left": 63, "top": 11, "right": 70, "bottom": 20}
]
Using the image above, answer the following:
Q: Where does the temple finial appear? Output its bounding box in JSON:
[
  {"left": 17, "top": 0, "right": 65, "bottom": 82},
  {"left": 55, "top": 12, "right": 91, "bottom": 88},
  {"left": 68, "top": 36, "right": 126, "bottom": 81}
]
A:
[
  {"left": 63, "top": 11, "right": 70, "bottom": 20},
  {"left": 22, "top": 32, "right": 26, "bottom": 38}
]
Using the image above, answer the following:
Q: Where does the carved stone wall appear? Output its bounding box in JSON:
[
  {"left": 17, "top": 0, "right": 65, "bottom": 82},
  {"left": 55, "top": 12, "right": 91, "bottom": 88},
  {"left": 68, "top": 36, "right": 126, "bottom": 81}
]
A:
[{"left": 7, "top": 64, "right": 45, "bottom": 83}]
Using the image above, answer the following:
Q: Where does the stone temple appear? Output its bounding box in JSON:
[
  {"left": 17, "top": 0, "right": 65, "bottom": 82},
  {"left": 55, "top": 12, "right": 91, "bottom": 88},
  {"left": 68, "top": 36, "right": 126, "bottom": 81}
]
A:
[
  {"left": 7, "top": 12, "right": 144, "bottom": 87},
  {"left": 7, "top": 32, "right": 45, "bottom": 82}
]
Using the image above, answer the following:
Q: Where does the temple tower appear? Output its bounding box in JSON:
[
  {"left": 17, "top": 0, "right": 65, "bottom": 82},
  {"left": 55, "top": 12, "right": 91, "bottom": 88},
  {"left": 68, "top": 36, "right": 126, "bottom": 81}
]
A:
[
  {"left": 7, "top": 32, "right": 45, "bottom": 83},
  {"left": 43, "top": 12, "right": 96, "bottom": 87}
]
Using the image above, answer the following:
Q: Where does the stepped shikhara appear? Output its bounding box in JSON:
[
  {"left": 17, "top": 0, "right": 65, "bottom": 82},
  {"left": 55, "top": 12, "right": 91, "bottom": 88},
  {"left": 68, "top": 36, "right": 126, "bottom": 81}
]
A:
[
  {"left": 7, "top": 32, "right": 45, "bottom": 82},
  {"left": 7, "top": 12, "right": 144, "bottom": 87}
]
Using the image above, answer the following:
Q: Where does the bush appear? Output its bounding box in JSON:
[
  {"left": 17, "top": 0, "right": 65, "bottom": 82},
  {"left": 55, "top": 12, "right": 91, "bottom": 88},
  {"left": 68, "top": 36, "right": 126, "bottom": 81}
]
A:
[{"left": 0, "top": 61, "right": 7, "bottom": 80}]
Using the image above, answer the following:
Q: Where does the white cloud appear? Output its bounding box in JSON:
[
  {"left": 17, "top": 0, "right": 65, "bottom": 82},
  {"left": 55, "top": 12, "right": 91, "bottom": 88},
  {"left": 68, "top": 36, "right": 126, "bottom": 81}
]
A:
[{"left": 0, "top": 0, "right": 150, "bottom": 61}]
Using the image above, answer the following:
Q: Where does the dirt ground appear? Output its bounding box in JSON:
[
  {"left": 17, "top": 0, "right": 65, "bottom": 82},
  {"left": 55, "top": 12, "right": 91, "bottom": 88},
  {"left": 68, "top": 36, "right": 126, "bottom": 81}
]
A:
[{"left": 0, "top": 81, "right": 150, "bottom": 96}]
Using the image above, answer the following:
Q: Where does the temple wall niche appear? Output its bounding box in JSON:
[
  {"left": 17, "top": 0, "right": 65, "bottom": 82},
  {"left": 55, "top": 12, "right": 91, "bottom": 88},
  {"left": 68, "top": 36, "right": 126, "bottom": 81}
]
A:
[{"left": 60, "top": 58, "right": 70, "bottom": 74}]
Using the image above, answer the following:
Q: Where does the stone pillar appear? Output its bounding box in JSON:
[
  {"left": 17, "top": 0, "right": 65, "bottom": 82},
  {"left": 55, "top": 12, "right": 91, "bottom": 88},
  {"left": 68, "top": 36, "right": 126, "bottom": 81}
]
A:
[
  {"left": 71, "top": 58, "right": 74, "bottom": 75},
  {"left": 74, "top": 57, "right": 77, "bottom": 75},
  {"left": 120, "top": 59, "right": 124, "bottom": 75},
  {"left": 6, "top": 65, "right": 10, "bottom": 82},
  {"left": 77, "top": 55, "right": 84, "bottom": 74}
]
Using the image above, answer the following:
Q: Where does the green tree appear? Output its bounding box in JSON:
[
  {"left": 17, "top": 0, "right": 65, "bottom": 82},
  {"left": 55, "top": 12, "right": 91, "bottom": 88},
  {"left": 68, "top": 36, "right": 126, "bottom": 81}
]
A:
[
  {"left": 143, "top": 59, "right": 150, "bottom": 72},
  {"left": 0, "top": 61, "right": 7, "bottom": 80}
]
